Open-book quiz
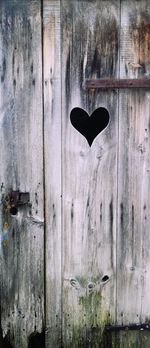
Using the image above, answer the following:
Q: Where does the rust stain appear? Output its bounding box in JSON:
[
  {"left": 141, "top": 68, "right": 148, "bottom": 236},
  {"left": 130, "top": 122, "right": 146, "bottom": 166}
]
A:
[
  {"left": 86, "top": 16, "right": 119, "bottom": 78},
  {"left": 130, "top": 13, "right": 150, "bottom": 67},
  {"left": 140, "top": 31, "right": 150, "bottom": 65}
]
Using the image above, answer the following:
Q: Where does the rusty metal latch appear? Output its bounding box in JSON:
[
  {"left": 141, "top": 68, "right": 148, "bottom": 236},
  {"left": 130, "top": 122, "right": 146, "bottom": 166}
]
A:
[
  {"left": 9, "top": 190, "right": 30, "bottom": 206},
  {"left": 1, "top": 191, "right": 30, "bottom": 229}
]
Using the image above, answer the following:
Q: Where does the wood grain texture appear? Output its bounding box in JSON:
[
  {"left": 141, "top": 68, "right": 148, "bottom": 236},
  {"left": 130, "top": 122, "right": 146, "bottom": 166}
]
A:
[
  {"left": 61, "top": 1, "right": 119, "bottom": 346},
  {"left": 0, "top": 1, "right": 150, "bottom": 347},
  {"left": 43, "top": 1, "right": 62, "bottom": 347},
  {"left": 0, "top": 1, "right": 44, "bottom": 347},
  {"left": 117, "top": 0, "right": 150, "bottom": 326}
]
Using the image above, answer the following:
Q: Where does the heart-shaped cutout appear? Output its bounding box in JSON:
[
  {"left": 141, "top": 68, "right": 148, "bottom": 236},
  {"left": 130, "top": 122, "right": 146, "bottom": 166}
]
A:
[{"left": 70, "top": 107, "right": 110, "bottom": 146}]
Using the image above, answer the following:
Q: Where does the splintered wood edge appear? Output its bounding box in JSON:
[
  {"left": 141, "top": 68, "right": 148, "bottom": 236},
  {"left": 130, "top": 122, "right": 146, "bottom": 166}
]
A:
[{"left": 85, "top": 79, "right": 150, "bottom": 89}]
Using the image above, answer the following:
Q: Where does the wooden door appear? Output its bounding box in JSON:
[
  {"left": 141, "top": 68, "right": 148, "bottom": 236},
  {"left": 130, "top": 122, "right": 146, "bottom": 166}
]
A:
[{"left": 0, "top": 1, "right": 150, "bottom": 347}]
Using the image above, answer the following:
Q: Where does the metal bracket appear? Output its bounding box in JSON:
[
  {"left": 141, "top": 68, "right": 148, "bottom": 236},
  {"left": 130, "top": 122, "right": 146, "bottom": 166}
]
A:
[
  {"left": 9, "top": 191, "right": 30, "bottom": 206},
  {"left": 105, "top": 323, "right": 150, "bottom": 332},
  {"left": 85, "top": 78, "right": 150, "bottom": 89}
]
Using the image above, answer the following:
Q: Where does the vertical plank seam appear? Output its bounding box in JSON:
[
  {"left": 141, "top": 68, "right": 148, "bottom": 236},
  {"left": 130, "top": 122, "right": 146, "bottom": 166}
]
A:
[
  {"left": 60, "top": 0, "right": 63, "bottom": 346},
  {"left": 41, "top": 0, "right": 47, "bottom": 338},
  {"left": 116, "top": 0, "right": 122, "bottom": 326}
]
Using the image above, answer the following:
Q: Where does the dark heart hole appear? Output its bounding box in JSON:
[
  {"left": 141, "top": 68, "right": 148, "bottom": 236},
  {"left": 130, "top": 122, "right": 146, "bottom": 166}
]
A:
[
  {"left": 10, "top": 206, "right": 18, "bottom": 216},
  {"left": 70, "top": 107, "right": 110, "bottom": 146}
]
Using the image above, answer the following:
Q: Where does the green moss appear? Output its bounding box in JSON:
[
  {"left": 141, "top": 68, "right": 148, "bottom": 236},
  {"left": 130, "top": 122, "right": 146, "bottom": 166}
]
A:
[
  {"left": 63, "top": 277, "right": 150, "bottom": 347},
  {"left": 78, "top": 290, "right": 108, "bottom": 329},
  {"left": 63, "top": 290, "right": 112, "bottom": 347}
]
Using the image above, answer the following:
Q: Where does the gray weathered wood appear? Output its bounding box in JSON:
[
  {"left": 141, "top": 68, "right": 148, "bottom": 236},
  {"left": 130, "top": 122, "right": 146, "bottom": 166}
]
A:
[
  {"left": 0, "top": 1, "right": 150, "bottom": 347},
  {"left": 117, "top": 0, "right": 150, "bottom": 327},
  {"left": 61, "top": 1, "right": 119, "bottom": 346},
  {"left": 43, "top": 1, "right": 62, "bottom": 347},
  {"left": 0, "top": 1, "right": 44, "bottom": 347}
]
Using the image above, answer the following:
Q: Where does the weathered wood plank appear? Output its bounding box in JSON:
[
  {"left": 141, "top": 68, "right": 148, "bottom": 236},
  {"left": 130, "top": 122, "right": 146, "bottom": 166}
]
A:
[
  {"left": 117, "top": 0, "right": 150, "bottom": 328},
  {"left": 0, "top": 1, "right": 44, "bottom": 347},
  {"left": 61, "top": 1, "right": 119, "bottom": 346},
  {"left": 43, "top": 1, "right": 62, "bottom": 347}
]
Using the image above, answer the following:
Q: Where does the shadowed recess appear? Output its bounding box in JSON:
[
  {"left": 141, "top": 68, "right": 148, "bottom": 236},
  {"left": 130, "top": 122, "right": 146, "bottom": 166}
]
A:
[
  {"left": 28, "top": 331, "right": 45, "bottom": 348},
  {"left": 2, "top": 338, "right": 13, "bottom": 348},
  {"left": 0, "top": 327, "right": 13, "bottom": 348},
  {"left": 10, "top": 206, "right": 18, "bottom": 216},
  {"left": 70, "top": 107, "right": 110, "bottom": 146}
]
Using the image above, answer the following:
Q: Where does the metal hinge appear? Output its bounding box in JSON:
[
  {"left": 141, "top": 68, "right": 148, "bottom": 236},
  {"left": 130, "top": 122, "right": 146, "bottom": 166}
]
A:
[
  {"left": 105, "top": 323, "right": 150, "bottom": 332},
  {"left": 85, "top": 78, "right": 150, "bottom": 89}
]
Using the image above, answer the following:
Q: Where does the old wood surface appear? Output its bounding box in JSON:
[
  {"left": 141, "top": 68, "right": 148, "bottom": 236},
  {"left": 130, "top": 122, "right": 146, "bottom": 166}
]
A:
[
  {"left": 117, "top": 0, "right": 150, "bottom": 329},
  {"left": 61, "top": 1, "right": 119, "bottom": 346},
  {"left": 0, "top": 0, "right": 150, "bottom": 347},
  {"left": 43, "top": 1, "right": 62, "bottom": 347},
  {"left": 0, "top": 1, "right": 44, "bottom": 347}
]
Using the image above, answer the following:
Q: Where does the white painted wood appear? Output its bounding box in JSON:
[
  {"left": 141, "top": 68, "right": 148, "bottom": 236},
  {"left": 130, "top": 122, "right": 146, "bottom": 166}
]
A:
[
  {"left": 61, "top": 1, "right": 119, "bottom": 346},
  {"left": 0, "top": 1, "right": 44, "bottom": 347},
  {"left": 117, "top": 0, "right": 150, "bottom": 325},
  {"left": 43, "top": 1, "right": 62, "bottom": 347}
]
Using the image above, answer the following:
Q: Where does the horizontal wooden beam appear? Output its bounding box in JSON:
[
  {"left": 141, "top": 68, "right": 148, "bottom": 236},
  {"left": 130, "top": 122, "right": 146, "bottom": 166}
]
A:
[{"left": 85, "top": 79, "right": 150, "bottom": 89}]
